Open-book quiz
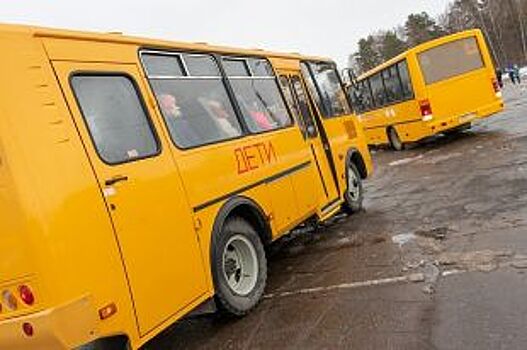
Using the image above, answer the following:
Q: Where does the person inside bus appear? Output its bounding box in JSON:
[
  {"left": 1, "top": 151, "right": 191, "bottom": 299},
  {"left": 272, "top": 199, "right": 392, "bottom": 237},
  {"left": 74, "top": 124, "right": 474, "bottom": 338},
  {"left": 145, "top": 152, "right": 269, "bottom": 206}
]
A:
[
  {"left": 249, "top": 104, "right": 275, "bottom": 131},
  {"left": 200, "top": 97, "right": 240, "bottom": 138},
  {"left": 158, "top": 93, "right": 201, "bottom": 148}
]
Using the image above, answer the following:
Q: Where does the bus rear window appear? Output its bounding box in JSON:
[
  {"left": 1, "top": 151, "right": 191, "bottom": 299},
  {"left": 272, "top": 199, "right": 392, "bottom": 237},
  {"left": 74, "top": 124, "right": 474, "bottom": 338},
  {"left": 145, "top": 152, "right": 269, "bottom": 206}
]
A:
[{"left": 418, "top": 36, "right": 484, "bottom": 85}]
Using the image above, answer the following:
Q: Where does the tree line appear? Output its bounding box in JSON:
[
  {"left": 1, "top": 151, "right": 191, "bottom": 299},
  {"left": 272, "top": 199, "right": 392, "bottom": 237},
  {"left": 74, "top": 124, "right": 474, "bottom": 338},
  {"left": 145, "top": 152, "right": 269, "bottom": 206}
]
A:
[{"left": 349, "top": 0, "right": 527, "bottom": 74}]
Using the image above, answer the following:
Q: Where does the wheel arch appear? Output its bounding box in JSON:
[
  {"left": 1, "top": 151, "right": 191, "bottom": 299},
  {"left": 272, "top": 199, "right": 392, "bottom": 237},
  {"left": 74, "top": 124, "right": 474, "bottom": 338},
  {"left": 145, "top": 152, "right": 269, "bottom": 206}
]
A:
[
  {"left": 210, "top": 196, "right": 272, "bottom": 255},
  {"left": 386, "top": 125, "right": 404, "bottom": 151},
  {"left": 346, "top": 148, "right": 368, "bottom": 179},
  {"left": 386, "top": 125, "right": 396, "bottom": 137}
]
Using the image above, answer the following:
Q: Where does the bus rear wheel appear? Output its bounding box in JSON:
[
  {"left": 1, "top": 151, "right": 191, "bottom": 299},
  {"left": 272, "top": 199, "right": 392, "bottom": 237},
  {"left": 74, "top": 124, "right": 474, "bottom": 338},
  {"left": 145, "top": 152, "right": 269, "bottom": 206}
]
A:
[
  {"left": 343, "top": 162, "right": 364, "bottom": 214},
  {"left": 387, "top": 127, "right": 404, "bottom": 151},
  {"left": 212, "top": 217, "right": 267, "bottom": 316}
]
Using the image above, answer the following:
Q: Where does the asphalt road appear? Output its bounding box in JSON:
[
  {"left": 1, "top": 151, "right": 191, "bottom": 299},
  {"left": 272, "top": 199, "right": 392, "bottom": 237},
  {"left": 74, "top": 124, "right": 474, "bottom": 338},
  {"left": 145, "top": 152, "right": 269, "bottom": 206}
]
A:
[{"left": 144, "top": 84, "right": 527, "bottom": 350}]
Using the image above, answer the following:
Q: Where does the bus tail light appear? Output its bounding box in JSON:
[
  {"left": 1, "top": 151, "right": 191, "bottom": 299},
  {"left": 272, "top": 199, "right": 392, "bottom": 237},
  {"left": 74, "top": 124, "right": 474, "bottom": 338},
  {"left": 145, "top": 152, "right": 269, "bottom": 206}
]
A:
[
  {"left": 18, "top": 285, "right": 35, "bottom": 306},
  {"left": 419, "top": 99, "right": 433, "bottom": 121}
]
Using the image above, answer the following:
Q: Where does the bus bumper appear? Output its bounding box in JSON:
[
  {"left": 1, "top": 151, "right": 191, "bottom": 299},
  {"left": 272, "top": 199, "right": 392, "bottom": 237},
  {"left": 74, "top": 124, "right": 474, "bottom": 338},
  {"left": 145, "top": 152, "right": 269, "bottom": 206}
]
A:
[
  {"left": 427, "top": 99, "right": 504, "bottom": 134},
  {"left": 0, "top": 296, "right": 98, "bottom": 350}
]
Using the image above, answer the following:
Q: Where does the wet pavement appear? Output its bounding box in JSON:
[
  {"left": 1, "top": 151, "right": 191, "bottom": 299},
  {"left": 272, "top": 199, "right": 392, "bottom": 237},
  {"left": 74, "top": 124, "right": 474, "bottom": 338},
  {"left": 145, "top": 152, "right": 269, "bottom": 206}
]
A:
[{"left": 144, "top": 84, "right": 527, "bottom": 350}]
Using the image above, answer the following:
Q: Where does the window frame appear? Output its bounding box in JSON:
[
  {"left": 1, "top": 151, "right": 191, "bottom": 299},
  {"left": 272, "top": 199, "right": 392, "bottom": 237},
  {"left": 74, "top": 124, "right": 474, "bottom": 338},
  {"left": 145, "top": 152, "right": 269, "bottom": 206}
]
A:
[
  {"left": 355, "top": 58, "right": 415, "bottom": 113},
  {"left": 382, "top": 65, "right": 403, "bottom": 103},
  {"left": 301, "top": 60, "right": 353, "bottom": 119},
  {"left": 351, "top": 79, "right": 374, "bottom": 113},
  {"left": 69, "top": 71, "right": 162, "bottom": 166},
  {"left": 279, "top": 75, "right": 306, "bottom": 136},
  {"left": 396, "top": 60, "right": 415, "bottom": 101},
  {"left": 369, "top": 71, "right": 388, "bottom": 108},
  {"left": 140, "top": 49, "right": 247, "bottom": 150},
  {"left": 290, "top": 75, "right": 319, "bottom": 139},
  {"left": 221, "top": 54, "right": 295, "bottom": 135}
]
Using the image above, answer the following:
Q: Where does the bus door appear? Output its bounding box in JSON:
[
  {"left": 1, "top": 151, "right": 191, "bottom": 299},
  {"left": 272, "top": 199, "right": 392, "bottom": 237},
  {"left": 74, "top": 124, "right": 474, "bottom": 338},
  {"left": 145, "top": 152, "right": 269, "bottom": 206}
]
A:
[
  {"left": 282, "top": 73, "right": 340, "bottom": 210},
  {"left": 52, "top": 62, "right": 207, "bottom": 336}
]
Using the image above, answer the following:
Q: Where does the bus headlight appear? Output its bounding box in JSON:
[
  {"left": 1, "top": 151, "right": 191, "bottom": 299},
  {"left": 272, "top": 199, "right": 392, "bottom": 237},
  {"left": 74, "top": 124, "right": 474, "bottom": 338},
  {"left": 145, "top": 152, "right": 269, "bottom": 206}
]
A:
[{"left": 422, "top": 115, "right": 434, "bottom": 122}]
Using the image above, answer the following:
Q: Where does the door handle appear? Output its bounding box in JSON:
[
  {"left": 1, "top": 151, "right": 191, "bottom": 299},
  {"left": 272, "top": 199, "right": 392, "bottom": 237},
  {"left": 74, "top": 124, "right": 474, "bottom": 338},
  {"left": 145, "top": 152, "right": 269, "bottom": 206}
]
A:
[{"left": 105, "top": 175, "right": 129, "bottom": 186}]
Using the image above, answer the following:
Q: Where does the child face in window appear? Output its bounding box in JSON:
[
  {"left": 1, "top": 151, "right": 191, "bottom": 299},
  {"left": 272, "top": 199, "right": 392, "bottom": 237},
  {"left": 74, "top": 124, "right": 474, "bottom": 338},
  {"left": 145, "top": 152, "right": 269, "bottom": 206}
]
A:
[{"left": 159, "top": 94, "right": 181, "bottom": 118}]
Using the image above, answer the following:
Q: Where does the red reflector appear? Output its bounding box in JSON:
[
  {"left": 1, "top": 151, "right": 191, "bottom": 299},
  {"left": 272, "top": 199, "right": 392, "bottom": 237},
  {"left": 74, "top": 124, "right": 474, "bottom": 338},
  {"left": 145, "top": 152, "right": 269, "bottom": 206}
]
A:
[
  {"left": 22, "top": 322, "right": 34, "bottom": 337},
  {"left": 419, "top": 99, "right": 433, "bottom": 117},
  {"left": 18, "top": 285, "right": 35, "bottom": 306}
]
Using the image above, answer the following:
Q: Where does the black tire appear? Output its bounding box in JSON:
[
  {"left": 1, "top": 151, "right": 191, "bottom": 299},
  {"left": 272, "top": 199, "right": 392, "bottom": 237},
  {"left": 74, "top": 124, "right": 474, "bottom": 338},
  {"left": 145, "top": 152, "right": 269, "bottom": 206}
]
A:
[
  {"left": 77, "top": 337, "right": 129, "bottom": 350},
  {"left": 387, "top": 127, "right": 404, "bottom": 151},
  {"left": 212, "top": 218, "right": 267, "bottom": 316},
  {"left": 342, "top": 162, "right": 364, "bottom": 214}
]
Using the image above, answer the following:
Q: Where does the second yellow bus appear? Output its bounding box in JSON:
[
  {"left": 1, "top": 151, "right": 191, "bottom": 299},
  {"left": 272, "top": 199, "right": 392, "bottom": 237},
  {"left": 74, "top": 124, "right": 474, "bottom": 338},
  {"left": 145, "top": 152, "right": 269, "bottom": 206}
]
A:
[{"left": 348, "top": 29, "right": 504, "bottom": 150}]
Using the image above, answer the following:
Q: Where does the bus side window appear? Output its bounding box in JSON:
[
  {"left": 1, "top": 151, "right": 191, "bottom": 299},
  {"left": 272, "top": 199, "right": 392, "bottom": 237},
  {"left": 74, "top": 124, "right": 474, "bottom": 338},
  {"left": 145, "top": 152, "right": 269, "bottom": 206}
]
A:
[
  {"left": 358, "top": 80, "right": 375, "bottom": 112},
  {"left": 383, "top": 65, "right": 403, "bottom": 103},
  {"left": 291, "top": 76, "right": 318, "bottom": 138},
  {"left": 302, "top": 62, "right": 351, "bottom": 118},
  {"left": 71, "top": 75, "right": 160, "bottom": 164},
  {"left": 223, "top": 57, "right": 293, "bottom": 133},
  {"left": 142, "top": 53, "right": 243, "bottom": 149},
  {"left": 397, "top": 60, "right": 414, "bottom": 99},
  {"left": 279, "top": 75, "right": 306, "bottom": 134},
  {"left": 369, "top": 72, "right": 387, "bottom": 108},
  {"left": 349, "top": 82, "right": 363, "bottom": 113}
]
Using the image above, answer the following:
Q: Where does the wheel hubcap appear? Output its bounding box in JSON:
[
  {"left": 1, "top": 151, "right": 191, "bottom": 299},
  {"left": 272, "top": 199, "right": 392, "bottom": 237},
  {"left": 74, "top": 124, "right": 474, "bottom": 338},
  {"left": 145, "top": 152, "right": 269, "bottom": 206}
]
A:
[{"left": 222, "top": 235, "right": 258, "bottom": 296}]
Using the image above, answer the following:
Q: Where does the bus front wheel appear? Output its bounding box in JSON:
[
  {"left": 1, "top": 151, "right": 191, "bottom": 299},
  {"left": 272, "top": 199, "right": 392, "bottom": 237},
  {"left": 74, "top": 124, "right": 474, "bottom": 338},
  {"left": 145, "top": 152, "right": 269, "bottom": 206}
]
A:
[
  {"left": 343, "top": 162, "right": 364, "bottom": 214},
  {"left": 387, "top": 127, "right": 404, "bottom": 151},
  {"left": 212, "top": 218, "right": 267, "bottom": 316}
]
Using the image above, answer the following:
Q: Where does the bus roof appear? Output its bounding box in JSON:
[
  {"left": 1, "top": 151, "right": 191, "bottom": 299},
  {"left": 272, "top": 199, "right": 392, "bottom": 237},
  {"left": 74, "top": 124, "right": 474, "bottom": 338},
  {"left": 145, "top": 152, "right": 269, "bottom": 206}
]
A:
[
  {"left": 357, "top": 29, "right": 483, "bottom": 80},
  {"left": 0, "top": 22, "right": 331, "bottom": 63}
]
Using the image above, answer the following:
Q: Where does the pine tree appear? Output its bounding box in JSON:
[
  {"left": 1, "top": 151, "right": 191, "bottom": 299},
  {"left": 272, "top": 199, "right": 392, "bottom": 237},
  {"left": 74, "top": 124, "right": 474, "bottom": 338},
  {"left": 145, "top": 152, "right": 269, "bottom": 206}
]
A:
[
  {"left": 379, "top": 30, "right": 407, "bottom": 61},
  {"left": 355, "top": 36, "right": 382, "bottom": 73},
  {"left": 405, "top": 12, "right": 445, "bottom": 47}
]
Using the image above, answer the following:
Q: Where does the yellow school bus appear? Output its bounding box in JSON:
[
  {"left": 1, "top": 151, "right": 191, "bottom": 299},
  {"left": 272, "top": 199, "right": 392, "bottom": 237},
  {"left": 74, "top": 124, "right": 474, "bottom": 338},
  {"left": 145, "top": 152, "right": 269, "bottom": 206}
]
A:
[
  {"left": 348, "top": 29, "right": 504, "bottom": 150},
  {"left": 0, "top": 24, "right": 372, "bottom": 349}
]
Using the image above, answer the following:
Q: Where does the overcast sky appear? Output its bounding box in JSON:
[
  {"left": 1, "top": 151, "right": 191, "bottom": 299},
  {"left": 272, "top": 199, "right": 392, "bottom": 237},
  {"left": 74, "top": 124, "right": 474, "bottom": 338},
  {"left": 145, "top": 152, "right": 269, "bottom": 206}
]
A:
[{"left": 0, "top": 1, "right": 451, "bottom": 67}]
